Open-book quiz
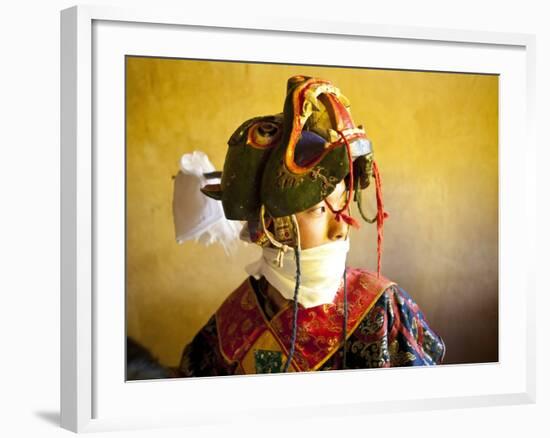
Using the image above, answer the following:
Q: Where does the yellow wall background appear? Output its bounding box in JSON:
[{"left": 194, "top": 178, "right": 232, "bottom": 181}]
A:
[{"left": 126, "top": 57, "right": 498, "bottom": 367}]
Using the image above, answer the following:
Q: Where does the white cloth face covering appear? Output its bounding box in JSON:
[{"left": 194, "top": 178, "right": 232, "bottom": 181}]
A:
[{"left": 245, "top": 239, "right": 350, "bottom": 309}]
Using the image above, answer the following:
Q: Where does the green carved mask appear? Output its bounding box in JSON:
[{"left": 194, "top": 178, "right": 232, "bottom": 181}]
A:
[{"left": 202, "top": 75, "right": 374, "bottom": 221}]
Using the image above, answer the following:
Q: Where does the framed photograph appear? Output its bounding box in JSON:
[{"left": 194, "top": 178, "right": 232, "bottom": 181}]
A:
[{"left": 61, "top": 5, "right": 536, "bottom": 433}]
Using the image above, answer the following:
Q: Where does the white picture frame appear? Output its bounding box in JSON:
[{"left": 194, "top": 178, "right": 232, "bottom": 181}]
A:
[{"left": 60, "top": 4, "right": 536, "bottom": 433}]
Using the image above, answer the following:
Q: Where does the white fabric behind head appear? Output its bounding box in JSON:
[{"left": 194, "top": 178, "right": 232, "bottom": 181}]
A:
[{"left": 172, "top": 151, "right": 242, "bottom": 255}]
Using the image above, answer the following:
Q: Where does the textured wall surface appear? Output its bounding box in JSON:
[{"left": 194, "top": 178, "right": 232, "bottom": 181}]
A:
[{"left": 126, "top": 57, "right": 498, "bottom": 367}]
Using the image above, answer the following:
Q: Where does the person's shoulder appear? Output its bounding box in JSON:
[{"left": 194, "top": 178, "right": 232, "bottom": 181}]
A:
[
  {"left": 216, "top": 277, "right": 255, "bottom": 312},
  {"left": 346, "top": 267, "right": 396, "bottom": 293},
  {"left": 344, "top": 268, "right": 396, "bottom": 313},
  {"left": 346, "top": 268, "right": 421, "bottom": 314}
]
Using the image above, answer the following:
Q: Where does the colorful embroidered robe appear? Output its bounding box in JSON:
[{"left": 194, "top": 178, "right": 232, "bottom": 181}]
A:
[{"left": 179, "top": 268, "right": 445, "bottom": 376}]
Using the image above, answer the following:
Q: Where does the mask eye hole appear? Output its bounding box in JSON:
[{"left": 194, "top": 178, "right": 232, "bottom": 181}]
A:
[
  {"left": 248, "top": 121, "right": 282, "bottom": 149},
  {"left": 258, "top": 122, "right": 278, "bottom": 136}
]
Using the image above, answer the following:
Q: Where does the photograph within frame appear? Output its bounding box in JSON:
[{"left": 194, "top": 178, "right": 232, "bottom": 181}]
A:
[{"left": 124, "top": 57, "right": 498, "bottom": 380}]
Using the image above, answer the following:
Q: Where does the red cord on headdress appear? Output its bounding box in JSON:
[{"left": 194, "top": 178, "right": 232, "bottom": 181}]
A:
[
  {"left": 372, "top": 160, "right": 389, "bottom": 278},
  {"left": 324, "top": 130, "right": 360, "bottom": 229},
  {"left": 323, "top": 131, "right": 389, "bottom": 278}
]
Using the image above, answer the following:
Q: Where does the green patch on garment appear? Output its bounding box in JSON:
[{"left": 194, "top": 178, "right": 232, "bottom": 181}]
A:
[{"left": 254, "top": 349, "right": 283, "bottom": 374}]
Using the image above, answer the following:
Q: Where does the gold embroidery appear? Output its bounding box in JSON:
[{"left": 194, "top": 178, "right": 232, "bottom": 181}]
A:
[
  {"left": 240, "top": 287, "right": 257, "bottom": 310},
  {"left": 348, "top": 338, "right": 390, "bottom": 368},
  {"left": 241, "top": 318, "right": 253, "bottom": 333},
  {"left": 389, "top": 339, "right": 417, "bottom": 366},
  {"left": 296, "top": 326, "right": 312, "bottom": 344},
  {"left": 227, "top": 322, "right": 238, "bottom": 335},
  {"left": 364, "top": 308, "right": 385, "bottom": 334}
]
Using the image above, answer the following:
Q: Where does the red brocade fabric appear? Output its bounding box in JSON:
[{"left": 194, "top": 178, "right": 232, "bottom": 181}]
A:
[
  {"left": 179, "top": 268, "right": 445, "bottom": 377},
  {"left": 216, "top": 269, "right": 391, "bottom": 371}
]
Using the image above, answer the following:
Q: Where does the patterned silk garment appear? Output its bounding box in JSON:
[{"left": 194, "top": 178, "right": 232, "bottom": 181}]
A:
[
  {"left": 178, "top": 269, "right": 445, "bottom": 377},
  {"left": 318, "top": 284, "right": 446, "bottom": 370}
]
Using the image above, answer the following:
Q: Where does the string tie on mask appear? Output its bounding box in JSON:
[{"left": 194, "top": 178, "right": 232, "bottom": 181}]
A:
[
  {"left": 324, "top": 130, "right": 360, "bottom": 229},
  {"left": 259, "top": 204, "right": 292, "bottom": 268}
]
